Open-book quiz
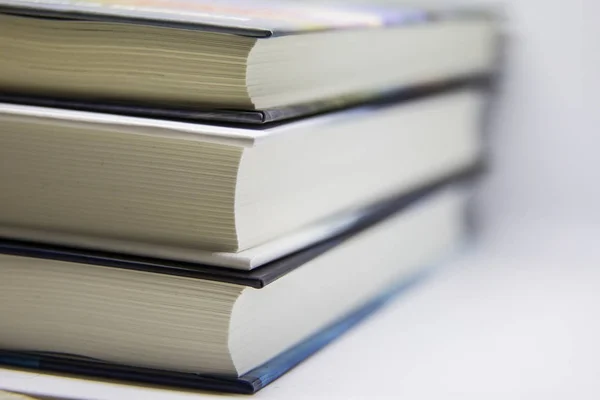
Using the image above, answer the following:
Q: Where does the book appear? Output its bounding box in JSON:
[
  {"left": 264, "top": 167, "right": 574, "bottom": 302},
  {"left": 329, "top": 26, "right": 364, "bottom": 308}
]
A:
[
  {"left": 0, "top": 88, "right": 486, "bottom": 255},
  {"left": 0, "top": 0, "right": 498, "bottom": 121},
  {"left": 0, "top": 178, "right": 472, "bottom": 393}
]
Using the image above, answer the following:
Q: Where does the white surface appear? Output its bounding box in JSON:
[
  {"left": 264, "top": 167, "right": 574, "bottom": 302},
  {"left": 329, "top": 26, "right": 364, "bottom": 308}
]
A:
[{"left": 1, "top": 222, "right": 599, "bottom": 399}]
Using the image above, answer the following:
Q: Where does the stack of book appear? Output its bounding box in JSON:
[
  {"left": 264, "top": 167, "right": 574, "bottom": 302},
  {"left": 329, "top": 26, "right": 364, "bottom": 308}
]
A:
[{"left": 0, "top": 0, "right": 499, "bottom": 394}]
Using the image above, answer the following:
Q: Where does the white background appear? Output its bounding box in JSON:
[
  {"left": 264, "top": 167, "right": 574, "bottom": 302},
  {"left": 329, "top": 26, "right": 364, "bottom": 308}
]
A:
[
  {"left": 476, "top": 0, "right": 597, "bottom": 230},
  {"left": 1, "top": 0, "right": 598, "bottom": 398}
]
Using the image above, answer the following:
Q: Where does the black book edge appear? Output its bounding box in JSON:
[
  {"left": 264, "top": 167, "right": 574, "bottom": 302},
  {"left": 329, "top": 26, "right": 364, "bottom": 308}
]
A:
[
  {"left": 0, "top": 7, "right": 273, "bottom": 37},
  {"left": 0, "top": 267, "right": 428, "bottom": 394},
  {"left": 0, "top": 75, "right": 492, "bottom": 125},
  {"left": 0, "top": 162, "right": 484, "bottom": 289}
]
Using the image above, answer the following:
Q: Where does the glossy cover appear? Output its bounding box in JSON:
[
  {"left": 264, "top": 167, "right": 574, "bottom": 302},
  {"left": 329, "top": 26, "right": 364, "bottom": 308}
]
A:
[
  {"left": 0, "top": 163, "right": 482, "bottom": 288},
  {"left": 0, "top": 0, "right": 493, "bottom": 37},
  {"left": 0, "top": 268, "right": 428, "bottom": 394}
]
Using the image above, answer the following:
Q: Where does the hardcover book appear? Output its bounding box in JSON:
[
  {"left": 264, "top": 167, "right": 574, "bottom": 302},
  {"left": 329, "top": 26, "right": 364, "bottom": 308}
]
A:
[
  {"left": 0, "top": 0, "right": 499, "bottom": 122},
  {"left": 0, "top": 88, "right": 486, "bottom": 256}
]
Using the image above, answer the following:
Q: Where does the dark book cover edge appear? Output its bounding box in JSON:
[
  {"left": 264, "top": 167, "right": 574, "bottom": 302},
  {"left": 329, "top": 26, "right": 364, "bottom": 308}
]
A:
[{"left": 0, "top": 75, "right": 490, "bottom": 126}]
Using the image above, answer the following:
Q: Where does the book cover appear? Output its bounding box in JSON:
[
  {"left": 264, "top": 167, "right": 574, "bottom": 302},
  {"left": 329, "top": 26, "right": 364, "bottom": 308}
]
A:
[{"left": 0, "top": 0, "right": 493, "bottom": 37}]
